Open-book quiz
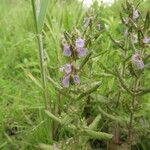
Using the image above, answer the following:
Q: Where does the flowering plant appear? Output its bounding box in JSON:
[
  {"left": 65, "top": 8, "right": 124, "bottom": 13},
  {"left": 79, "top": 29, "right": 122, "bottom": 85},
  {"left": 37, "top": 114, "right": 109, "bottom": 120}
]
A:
[
  {"left": 45, "top": 15, "right": 113, "bottom": 149},
  {"left": 99, "top": 1, "right": 150, "bottom": 149}
]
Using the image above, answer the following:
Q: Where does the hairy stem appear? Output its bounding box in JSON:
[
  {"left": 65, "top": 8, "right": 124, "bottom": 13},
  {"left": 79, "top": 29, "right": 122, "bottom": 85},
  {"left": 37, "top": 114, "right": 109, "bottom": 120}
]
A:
[
  {"left": 128, "top": 77, "right": 139, "bottom": 146},
  {"left": 32, "top": 0, "right": 52, "bottom": 141},
  {"left": 37, "top": 33, "right": 49, "bottom": 110},
  {"left": 32, "top": 0, "right": 50, "bottom": 110}
]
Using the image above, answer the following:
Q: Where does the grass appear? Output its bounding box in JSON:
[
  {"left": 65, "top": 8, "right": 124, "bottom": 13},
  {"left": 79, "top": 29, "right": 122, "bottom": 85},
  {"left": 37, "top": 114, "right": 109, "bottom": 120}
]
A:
[
  {"left": 0, "top": 0, "right": 150, "bottom": 149},
  {"left": 0, "top": 0, "right": 46, "bottom": 149}
]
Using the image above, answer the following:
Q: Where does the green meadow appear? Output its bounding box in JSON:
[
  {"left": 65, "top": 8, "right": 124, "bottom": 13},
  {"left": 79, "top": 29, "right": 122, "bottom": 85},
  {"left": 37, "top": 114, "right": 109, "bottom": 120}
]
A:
[{"left": 0, "top": 0, "right": 150, "bottom": 149}]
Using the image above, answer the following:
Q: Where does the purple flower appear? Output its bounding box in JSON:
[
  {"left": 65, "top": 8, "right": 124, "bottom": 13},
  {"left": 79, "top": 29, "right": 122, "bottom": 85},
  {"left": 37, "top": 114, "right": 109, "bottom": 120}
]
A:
[
  {"left": 137, "top": 60, "right": 145, "bottom": 69},
  {"left": 77, "top": 48, "right": 87, "bottom": 57},
  {"left": 75, "top": 38, "right": 85, "bottom": 48},
  {"left": 62, "top": 76, "right": 70, "bottom": 87},
  {"left": 63, "top": 44, "right": 72, "bottom": 56},
  {"left": 59, "top": 64, "right": 72, "bottom": 74},
  {"left": 64, "top": 64, "right": 72, "bottom": 74},
  {"left": 73, "top": 75, "right": 80, "bottom": 85},
  {"left": 143, "top": 37, "right": 150, "bottom": 44},
  {"left": 131, "top": 53, "right": 144, "bottom": 69},
  {"left": 133, "top": 9, "right": 139, "bottom": 20}
]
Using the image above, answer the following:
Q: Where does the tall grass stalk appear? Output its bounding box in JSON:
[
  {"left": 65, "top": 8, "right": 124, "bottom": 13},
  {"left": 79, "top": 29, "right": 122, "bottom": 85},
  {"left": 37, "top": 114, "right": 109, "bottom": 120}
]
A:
[
  {"left": 31, "top": 0, "right": 50, "bottom": 110},
  {"left": 31, "top": 0, "right": 53, "bottom": 142}
]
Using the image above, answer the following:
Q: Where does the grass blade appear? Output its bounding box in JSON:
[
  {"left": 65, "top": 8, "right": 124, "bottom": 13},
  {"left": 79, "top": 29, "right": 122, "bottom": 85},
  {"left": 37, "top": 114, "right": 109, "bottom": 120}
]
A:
[{"left": 37, "top": 0, "right": 49, "bottom": 33}]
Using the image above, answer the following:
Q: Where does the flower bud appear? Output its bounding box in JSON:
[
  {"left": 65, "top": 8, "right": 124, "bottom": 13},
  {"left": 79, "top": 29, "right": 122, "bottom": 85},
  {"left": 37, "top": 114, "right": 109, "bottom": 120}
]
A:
[
  {"left": 62, "top": 76, "right": 70, "bottom": 87},
  {"left": 73, "top": 75, "right": 80, "bottom": 85}
]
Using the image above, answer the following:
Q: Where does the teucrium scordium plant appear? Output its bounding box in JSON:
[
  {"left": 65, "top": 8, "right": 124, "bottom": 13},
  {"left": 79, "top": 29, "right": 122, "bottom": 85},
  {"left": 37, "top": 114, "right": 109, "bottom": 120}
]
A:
[
  {"left": 60, "top": 33, "right": 87, "bottom": 88},
  {"left": 45, "top": 15, "right": 113, "bottom": 149},
  {"left": 99, "top": 1, "right": 150, "bottom": 149}
]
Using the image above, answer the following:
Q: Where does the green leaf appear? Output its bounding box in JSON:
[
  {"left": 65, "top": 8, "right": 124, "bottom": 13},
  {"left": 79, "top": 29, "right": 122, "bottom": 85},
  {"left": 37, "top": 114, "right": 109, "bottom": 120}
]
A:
[
  {"left": 39, "top": 143, "right": 60, "bottom": 150},
  {"left": 45, "top": 110, "right": 61, "bottom": 124},
  {"left": 45, "top": 110, "right": 113, "bottom": 140},
  {"left": 98, "top": 106, "right": 129, "bottom": 124},
  {"left": 47, "top": 76, "right": 63, "bottom": 91},
  {"left": 76, "top": 82, "right": 102, "bottom": 100},
  {"left": 47, "top": 76, "right": 75, "bottom": 100},
  {"left": 83, "top": 129, "right": 113, "bottom": 140},
  {"left": 144, "top": 11, "right": 150, "bottom": 30},
  {"left": 79, "top": 52, "right": 92, "bottom": 71},
  {"left": 37, "top": 0, "right": 49, "bottom": 33},
  {"left": 32, "top": 0, "right": 50, "bottom": 33},
  {"left": 88, "top": 115, "right": 101, "bottom": 130}
]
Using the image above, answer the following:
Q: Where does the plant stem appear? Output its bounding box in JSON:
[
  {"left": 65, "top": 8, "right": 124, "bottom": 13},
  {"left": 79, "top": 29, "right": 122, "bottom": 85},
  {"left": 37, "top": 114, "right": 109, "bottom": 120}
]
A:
[
  {"left": 128, "top": 77, "right": 139, "bottom": 146},
  {"left": 32, "top": 0, "right": 52, "bottom": 141},
  {"left": 32, "top": 0, "right": 50, "bottom": 110},
  {"left": 37, "top": 33, "right": 49, "bottom": 110}
]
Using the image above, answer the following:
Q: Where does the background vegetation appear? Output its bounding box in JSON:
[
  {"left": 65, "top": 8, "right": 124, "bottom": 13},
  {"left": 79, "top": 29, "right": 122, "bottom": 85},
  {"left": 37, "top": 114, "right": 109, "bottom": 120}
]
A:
[{"left": 0, "top": 0, "right": 150, "bottom": 149}]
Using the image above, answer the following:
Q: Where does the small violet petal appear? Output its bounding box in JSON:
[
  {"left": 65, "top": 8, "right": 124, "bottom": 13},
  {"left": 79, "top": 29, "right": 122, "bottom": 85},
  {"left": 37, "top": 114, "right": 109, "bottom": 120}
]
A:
[
  {"left": 63, "top": 45, "right": 72, "bottom": 56},
  {"left": 64, "top": 64, "right": 72, "bottom": 74},
  {"left": 62, "top": 76, "right": 70, "bottom": 88},
  {"left": 143, "top": 37, "right": 150, "bottom": 44},
  {"left": 137, "top": 60, "right": 145, "bottom": 69},
  {"left": 131, "top": 53, "right": 144, "bottom": 70},
  {"left": 77, "top": 48, "right": 87, "bottom": 57},
  {"left": 75, "top": 38, "right": 85, "bottom": 48},
  {"left": 73, "top": 75, "right": 80, "bottom": 85},
  {"left": 131, "top": 53, "right": 140, "bottom": 63}
]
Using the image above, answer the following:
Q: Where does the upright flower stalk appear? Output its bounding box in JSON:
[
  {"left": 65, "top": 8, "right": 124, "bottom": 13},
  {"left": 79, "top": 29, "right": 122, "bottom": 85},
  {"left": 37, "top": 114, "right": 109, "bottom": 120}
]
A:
[
  {"left": 105, "top": 1, "right": 150, "bottom": 149},
  {"left": 60, "top": 32, "right": 87, "bottom": 88},
  {"left": 45, "top": 16, "right": 113, "bottom": 149}
]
